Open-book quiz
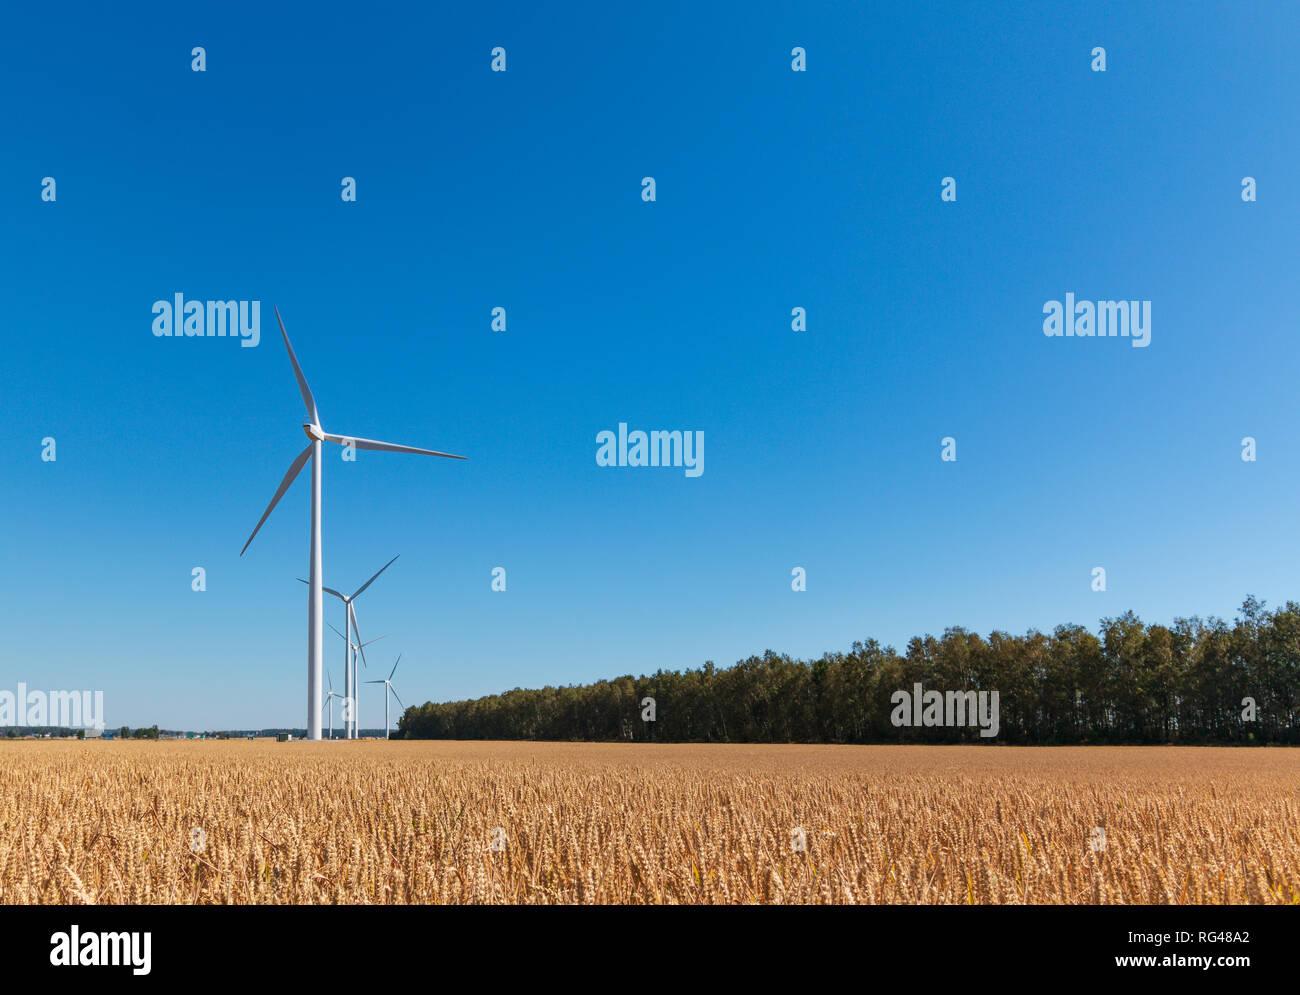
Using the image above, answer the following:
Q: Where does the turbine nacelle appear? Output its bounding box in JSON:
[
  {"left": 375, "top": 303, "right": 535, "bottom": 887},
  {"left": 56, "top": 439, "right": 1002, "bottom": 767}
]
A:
[{"left": 303, "top": 423, "right": 326, "bottom": 442}]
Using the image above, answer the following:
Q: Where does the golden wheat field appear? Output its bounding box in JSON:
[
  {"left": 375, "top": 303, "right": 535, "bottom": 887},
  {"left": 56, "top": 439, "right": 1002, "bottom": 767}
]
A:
[{"left": 1, "top": 740, "right": 1297, "bottom": 905}]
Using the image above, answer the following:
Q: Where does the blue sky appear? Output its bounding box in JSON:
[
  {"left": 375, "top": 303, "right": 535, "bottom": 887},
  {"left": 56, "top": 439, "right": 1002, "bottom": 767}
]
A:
[{"left": 1, "top": 2, "right": 1297, "bottom": 729}]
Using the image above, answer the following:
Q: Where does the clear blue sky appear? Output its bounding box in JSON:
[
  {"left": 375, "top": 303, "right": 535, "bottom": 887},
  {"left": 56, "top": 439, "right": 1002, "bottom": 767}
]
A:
[{"left": 1, "top": 2, "right": 1297, "bottom": 729}]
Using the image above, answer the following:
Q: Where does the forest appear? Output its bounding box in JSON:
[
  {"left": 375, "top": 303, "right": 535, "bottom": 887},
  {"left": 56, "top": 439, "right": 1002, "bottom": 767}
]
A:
[{"left": 396, "top": 598, "right": 1300, "bottom": 744}]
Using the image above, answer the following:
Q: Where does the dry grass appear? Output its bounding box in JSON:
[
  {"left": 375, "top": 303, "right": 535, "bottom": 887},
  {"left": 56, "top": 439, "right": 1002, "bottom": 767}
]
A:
[{"left": 0, "top": 740, "right": 1296, "bottom": 904}]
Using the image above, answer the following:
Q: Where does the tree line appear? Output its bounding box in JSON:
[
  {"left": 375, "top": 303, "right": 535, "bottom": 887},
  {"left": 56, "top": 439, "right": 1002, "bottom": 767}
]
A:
[{"left": 396, "top": 598, "right": 1300, "bottom": 745}]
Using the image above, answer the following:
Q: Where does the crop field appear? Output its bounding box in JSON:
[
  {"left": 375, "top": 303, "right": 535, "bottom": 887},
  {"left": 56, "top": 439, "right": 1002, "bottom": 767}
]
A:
[{"left": 0, "top": 741, "right": 1296, "bottom": 904}]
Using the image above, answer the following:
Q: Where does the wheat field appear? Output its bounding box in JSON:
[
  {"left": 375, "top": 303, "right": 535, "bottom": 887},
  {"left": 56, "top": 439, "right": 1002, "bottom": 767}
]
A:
[{"left": 0, "top": 740, "right": 1296, "bottom": 904}]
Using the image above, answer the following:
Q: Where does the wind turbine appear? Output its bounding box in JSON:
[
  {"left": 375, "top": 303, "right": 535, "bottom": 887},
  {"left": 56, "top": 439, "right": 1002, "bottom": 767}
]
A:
[
  {"left": 239, "top": 309, "right": 465, "bottom": 740},
  {"left": 326, "top": 620, "right": 390, "bottom": 738},
  {"left": 328, "top": 623, "right": 390, "bottom": 659},
  {"left": 302, "top": 555, "right": 400, "bottom": 739},
  {"left": 365, "top": 655, "right": 405, "bottom": 740},
  {"left": 323, "top": 671, "right": 343, "bottom": 741}
]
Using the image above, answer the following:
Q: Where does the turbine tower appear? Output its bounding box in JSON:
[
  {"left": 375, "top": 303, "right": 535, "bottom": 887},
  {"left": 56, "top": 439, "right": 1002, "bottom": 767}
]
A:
[
  {"left": 365, "top": 655, "right": 405, "bottom": 740},
  {"left": 303, "top": 555, "right": 399, "bottom": 739},
  {"left": 240, "top": 309, "right": 464, "bottom": 740}
]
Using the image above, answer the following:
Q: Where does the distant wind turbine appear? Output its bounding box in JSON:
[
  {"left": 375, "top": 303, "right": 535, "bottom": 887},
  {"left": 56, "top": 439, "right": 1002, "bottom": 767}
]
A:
[
  {"left": 327, "top": 621, "right": 390, "bottom": 738},
  {"left": 239, "top": 309, "right": 464, "bottom": 740},
  {"left": 365, "top": 656, "right": 405, "bottom": 740},
  {"left": 323, "top": 671, "right": 343, "bottom": 741},
  {"left": 328, "top": 623, "right": 390, "bottom": 661},
  {"left": 302, "top": 555, "right": 399, "bottom": 739}
]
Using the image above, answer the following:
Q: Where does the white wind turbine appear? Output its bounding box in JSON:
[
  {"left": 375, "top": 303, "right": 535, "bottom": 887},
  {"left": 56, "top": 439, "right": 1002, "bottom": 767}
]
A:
[
  {"left": 240, "top": 309, "right": 464, "bottom": 740},
  {"left": 328, "top": 623, "right": 390, "bottom": 662},
  {"left": 365, "top": 655, "right": 405, "bottom": 740},
  {"left": 326, "top": 619, "right": 391, "bottom": 738},
  {"left": 323, "top": 671, "right": 343, "bottom": 741},
  {"left": 302, "top": 555, "right": 398, "bottom": 738}
]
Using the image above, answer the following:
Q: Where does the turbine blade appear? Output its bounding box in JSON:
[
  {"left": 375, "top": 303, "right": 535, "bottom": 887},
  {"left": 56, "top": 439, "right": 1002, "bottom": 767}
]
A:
[
  {"left": 328, "top": 622, "right": 346, "bottom": 641},
  {"left": 388, "top": 654, "right": 401, "bottom": 681},
  {"left": 360, "top": 634, "right": 390, "bottom": 648},
  {"left": 351, "top": 555, "right": 399, "bottom": 601},
  {"left": 327, "top": 671, "right": 333, "bottom": 692},
  {"left": 240, "top": 444, "right": 312, "bottom": 556},
  {"left": 363, "top": 680, "right": 384, "bottom": 685},
  {"left": 324, "top": 434, "right": 465, "bottom": 460},
  {"left": 299, "top": 578, "right": 346, "bottom": 600},
  {"left": 275, "top": 307, "right": 318, "bottom": 426},
  {"left": 350, "top": 603, "right": 368, "bottom": 669},
  {"left": 389, "top": 686, "right": 404, "bottom": 709}
]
